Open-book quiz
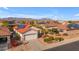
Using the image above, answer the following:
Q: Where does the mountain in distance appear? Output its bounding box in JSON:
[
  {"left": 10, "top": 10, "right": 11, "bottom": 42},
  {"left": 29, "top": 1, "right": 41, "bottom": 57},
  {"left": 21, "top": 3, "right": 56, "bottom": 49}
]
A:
[{"left": 0, "top": 17, "right": 54, "bottom": 21}]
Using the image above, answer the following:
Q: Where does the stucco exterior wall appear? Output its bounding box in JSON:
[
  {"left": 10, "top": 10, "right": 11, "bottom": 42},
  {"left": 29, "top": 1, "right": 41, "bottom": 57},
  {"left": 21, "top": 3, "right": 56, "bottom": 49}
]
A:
[
  {"left": 23, "top": 30, "right": 38, "bottom": 41},
  {"left": 14, "top": 29, "right": 24, "bottom": 41},
  {"left": 14, "top": 29, "right": 38, "bottom": 41}
]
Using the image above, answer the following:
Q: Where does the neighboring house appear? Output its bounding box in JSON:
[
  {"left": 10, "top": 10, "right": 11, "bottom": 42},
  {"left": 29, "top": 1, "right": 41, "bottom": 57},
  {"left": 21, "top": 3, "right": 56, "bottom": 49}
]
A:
[
  {"left": 45, "top": 24, "right": 58, "bottom": 30},
  {"left": 68, "top": 24, "right": 79, "bottom": 30},
  {"left": 57, "top": 22, "right": 69, "bottom": 34},
  {"left": 0, "top": 26, "right": 11, "bottom": 50},
  {"left": 14, "top": 23, "right": 40, "bottom": 41},
  {"left": 0, "top": 20, "right": 4, "bottom": 26},
  {"left": 39, "top": 21, "right": 69, "bottom": 34}
]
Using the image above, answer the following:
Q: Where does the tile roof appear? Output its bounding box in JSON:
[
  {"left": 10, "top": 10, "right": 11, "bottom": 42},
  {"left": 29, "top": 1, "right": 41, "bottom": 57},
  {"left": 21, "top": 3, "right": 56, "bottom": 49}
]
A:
[
  {"left": 14, "top": 23, "right": 30, "bottom": 34},
  {"left": 46, "top": 21, "right": 69, "bottom": 30},
  {"left": 56, "top": 23, "right": 69, "bottom": 30},
  {"left": 0, "top": 26, "right": 11, "bottom": 36}
]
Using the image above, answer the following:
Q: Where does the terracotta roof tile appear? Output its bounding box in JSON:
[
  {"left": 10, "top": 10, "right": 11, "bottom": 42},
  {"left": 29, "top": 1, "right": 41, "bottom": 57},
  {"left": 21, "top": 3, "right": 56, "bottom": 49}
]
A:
[
  {"left": 0, "top": 27, "right": 11, "bottom": 36},
  {"left": 56, "top": 23, "right": 69, "bottom": 30},
  {"left": 14, "top": 23, "right": 30, "bottom": 34}
]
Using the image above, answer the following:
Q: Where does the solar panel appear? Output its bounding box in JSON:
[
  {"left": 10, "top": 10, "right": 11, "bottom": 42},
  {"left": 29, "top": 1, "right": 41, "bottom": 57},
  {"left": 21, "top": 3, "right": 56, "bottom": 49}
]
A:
[
  {"left": 68, "top": 24, "right": 79, "bottom": 29},
  {"left": 18, "top": 24, "right": 25, "bottom": 29}
]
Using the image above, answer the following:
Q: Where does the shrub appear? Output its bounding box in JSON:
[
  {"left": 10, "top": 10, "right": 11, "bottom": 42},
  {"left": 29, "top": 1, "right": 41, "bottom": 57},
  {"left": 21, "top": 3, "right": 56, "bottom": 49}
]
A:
[
  {"left": 49, "top": 28, "right": 59, "bottom": 34},
  {"left": 55, "top": 37, "right": 64, "bottom": 42},
  {"left": 44, "top": 37, "right": 64, "bottom": 43},
  {"left": 63, "top": 33, "right": 68, "bottom": 36},
  {"left": 68, "top": 21, "right": 73, "bottom": 24},
  {"left": 44, "top": 37, "right": 54, "bottom": 43}
]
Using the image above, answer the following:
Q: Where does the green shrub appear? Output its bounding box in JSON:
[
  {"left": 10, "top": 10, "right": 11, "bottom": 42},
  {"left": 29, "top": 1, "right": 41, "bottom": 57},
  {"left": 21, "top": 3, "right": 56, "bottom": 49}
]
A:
[
  {"left": 44, "top": 37, "right": 64, "bottom": 43},
  {"left": 44, "top": 37, "right": 54, "bottom": 43},
  {"left": 63, "top": 33, "right": 68, "bottom": 36},
  {"left": 49, "top": 28, "right": 59, "bottom": 34},
  {"left": 55, "top": 37, "right": 64, "bottom": 42}
]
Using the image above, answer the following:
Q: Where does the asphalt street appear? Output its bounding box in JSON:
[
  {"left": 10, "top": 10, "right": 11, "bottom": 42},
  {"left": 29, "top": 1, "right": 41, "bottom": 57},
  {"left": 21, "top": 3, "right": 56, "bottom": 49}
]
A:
[{"left": 44, "top": 40, "right": 79, "bottom": 51}]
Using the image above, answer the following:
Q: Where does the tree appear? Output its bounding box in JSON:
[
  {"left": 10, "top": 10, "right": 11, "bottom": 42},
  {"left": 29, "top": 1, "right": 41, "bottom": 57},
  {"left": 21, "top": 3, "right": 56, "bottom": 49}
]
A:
[
  {"left": 14, "top": 33, "right": 20, "bottom": 40},
  {"left": 19, "top": 20, "right": 26, "bottom": 24},
  {"left": 51, "top": 28, "right": 59, "bottom": 34},
  {"left": 68, "top": 21, "right": 73, "bottom": 24},
  {"left": 41, "top": 28, "right": 48, "bottom": 35},
  {"left": 2, "top": 21, "right": 9, "bottom": 27},
  {"left": 30, "top": 20, "right": 37, "bottom": 26}
]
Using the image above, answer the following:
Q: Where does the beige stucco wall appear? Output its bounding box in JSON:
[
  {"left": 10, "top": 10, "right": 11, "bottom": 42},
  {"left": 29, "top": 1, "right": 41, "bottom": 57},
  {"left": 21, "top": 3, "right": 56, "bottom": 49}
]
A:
[
  {"left": 14, "top": 29, "right": 38, "bottom": 42},
  {"left": 14, "top": 29, "right": 24, "bottom": 41},
  {"left": 23, "top": 30, "right": 38, "bottom": 41}
]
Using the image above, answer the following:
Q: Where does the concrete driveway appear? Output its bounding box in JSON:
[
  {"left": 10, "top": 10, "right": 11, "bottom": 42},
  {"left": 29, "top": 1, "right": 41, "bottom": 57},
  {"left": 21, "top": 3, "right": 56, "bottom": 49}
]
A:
[{"left": 28, "top": 39, "right": 44, "bottom": 51}]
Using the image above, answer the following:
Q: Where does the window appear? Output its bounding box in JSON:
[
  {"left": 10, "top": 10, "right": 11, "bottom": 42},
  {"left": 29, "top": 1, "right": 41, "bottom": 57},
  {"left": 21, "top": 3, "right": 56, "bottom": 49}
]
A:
[{"left": 0, "top": 37, "right": 7, "bottom": 44}]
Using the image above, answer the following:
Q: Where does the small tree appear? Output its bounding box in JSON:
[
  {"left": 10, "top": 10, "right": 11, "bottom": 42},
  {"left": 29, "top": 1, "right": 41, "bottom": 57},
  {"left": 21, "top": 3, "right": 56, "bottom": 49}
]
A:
[
  {"left": 19, "top": 20, "right": 26, "bottom": 24},
  {"left": 68, "top": 21, "right": 73, "bottom": 24},
  {"left": 41, "top": 28, "right": 49, "bottom": 35},
  {"left": 14, "top": 33, "right": 20, "bottom": 40},
  {"left": 2, "top": 21, "right": 9, "bottom": 27},
  {"left": 51, "top": 28, "right": 59, "bottom": 34}
]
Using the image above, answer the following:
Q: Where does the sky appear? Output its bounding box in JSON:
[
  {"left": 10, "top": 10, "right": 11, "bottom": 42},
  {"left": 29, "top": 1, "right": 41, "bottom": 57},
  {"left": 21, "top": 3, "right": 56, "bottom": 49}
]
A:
[{"left": 0, "top": 7, "right": 79, "bottom": 20}]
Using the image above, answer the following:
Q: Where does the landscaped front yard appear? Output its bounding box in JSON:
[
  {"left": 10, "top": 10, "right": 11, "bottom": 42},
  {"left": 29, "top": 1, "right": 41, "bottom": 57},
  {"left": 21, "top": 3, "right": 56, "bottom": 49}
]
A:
[{"left": 38, "top": 29, "right": 79, "bottom": 46}]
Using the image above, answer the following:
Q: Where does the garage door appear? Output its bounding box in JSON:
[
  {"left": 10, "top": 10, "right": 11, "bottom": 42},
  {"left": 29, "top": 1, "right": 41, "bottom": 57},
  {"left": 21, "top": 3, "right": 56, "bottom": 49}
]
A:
[
  {"left": 25, "top": 33, "right": 38, "bottom": 41},
  {"left": 0, "top": 37, "right": 8, "bottom": 51}
]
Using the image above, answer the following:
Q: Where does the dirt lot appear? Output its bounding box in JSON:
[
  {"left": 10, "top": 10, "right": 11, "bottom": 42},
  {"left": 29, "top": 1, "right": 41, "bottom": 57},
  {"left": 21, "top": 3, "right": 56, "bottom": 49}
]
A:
[
  {"left": 63, "top": 30, "right": 79, "bottom": 39},
  {"left": 47, "top": 30, "right": 79, "bottom": 39}
]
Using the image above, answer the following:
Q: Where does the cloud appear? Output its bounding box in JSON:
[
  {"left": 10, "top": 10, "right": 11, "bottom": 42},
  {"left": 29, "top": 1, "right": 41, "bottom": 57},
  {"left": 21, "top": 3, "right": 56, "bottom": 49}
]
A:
[
  {"left": 52, "top": 15, "right": 63, "bottom": 20},
  {"left": 0, "top": 10, "right": 4, "bottom": 13},
  {"left": 52, "top": 16, "right": 58, "bottom": 20},
  {"left": 3, "top": 7, "right": 9, "bottom": 10},
  {"left": 9, "top": 14, "right": 53, "bottom": 19},
  {"left": 74, "top": 13, "right": 79, "bottom": 16}
]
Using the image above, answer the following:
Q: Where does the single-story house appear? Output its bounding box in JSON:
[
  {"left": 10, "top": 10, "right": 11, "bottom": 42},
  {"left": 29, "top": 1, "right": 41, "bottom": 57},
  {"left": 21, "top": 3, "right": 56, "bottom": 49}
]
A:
[
  {"left": 67, "top": 24, "right": 79, "bottom": 30},
  {"left": 0, "top": 26, "right": 11, "bottom": 50},
  {"left": 14, "top": 23, "right": 40, "bottom": 42},
  {"left": 54, "top": 22, "right": 70, "bottom": 34}
]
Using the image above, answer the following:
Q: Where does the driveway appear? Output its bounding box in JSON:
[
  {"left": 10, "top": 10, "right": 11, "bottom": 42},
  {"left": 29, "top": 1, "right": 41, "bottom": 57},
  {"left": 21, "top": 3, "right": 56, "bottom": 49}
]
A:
[
  {"left": 0, "top": 43, "right": 8, "bottom": 51},
  {"left": 28, "top": 39, "right": 44, "bottom": 51}
]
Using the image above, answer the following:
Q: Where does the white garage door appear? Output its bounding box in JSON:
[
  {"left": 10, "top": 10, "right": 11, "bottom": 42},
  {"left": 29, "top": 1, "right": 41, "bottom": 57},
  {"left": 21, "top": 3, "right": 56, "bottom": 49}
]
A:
[{"left": 25, "top": 33, "right": 38, "bottom": 41}]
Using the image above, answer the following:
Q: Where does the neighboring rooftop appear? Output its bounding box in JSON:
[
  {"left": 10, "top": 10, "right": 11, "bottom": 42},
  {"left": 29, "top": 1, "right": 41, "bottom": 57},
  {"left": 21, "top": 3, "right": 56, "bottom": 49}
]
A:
[
  {"left": 14, "top": 23, "right": 30, "bottom": 34},
  {"left": 0, "top": 26, "right": 11, "bottom": 36}
]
